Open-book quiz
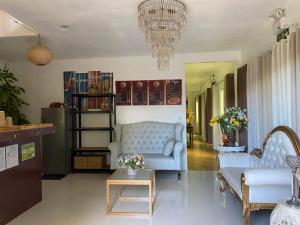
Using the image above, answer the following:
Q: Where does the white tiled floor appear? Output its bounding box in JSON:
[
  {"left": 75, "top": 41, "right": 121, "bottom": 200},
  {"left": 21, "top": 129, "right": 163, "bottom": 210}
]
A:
[{"left": 9, "top": 171, "right": 270, "bottom": 225}]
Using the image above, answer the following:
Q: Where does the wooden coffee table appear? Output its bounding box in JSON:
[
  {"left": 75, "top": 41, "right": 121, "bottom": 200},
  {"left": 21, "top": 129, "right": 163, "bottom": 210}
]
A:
[{"left": 106, "top": 168, "right": 155, "bottom": 216}]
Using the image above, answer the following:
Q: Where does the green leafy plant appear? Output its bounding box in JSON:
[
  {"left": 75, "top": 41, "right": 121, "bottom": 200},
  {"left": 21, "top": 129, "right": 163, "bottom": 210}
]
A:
[{"left": 0, "top": 65, "right": 29, "bottom": 125}]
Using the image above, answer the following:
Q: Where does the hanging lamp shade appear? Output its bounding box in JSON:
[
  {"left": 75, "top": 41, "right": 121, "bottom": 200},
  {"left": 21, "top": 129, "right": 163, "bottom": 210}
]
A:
[{"left": 27, "top": 34, "right": 52, "bottom": 65}]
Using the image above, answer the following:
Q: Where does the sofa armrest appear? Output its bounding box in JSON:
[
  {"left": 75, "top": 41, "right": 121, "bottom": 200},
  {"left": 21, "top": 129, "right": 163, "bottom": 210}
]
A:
[
  {"left": 108, "top": 142, "right": 122, "bottom": 169},
  {"left": 173, "top": 142, "right": 184, "bottom": 160},
  {"left": 244, "top": 168, "right": 292, "bottom": 186},
  {"left": 218, "top": 153, "right": 250, "bottom": 168},
  {"left": 173, "top": 142, "right": 183, "bottom": 170}
]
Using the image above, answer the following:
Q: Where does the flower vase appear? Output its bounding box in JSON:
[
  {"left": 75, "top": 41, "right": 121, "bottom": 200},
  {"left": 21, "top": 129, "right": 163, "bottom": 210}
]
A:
[
  {"left": 222, "top": 129, "right": 236, "bottom": 147},
  {"left": 127, "top": 167, "right": 137, "bottom": 176}
]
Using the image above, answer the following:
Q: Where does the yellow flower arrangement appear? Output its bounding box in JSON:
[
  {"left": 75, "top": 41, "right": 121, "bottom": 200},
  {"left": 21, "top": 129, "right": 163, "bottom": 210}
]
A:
[
  {"left": 186, "top": 109, "right": 194, "bottom": 124},
  {"left": 210, "top": 107, "right": 248, "bottom": 146},
  {"left": 209, "top": 116, "right": 219, "bottom": 126}
]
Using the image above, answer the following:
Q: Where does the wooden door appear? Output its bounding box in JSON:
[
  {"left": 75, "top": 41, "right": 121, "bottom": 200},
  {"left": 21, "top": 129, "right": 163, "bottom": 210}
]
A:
[
  {"left": 198, "top": 95, "right": 202, "bottom": 137},
  {"left": 224, "top": 73, "right": 235, "bottom": 108},
  {"left": 205, "top": 88, "right": 213, "bottom": 144},
  {"left": 237, "top": 65, "right": 248, "bottom": 147}
]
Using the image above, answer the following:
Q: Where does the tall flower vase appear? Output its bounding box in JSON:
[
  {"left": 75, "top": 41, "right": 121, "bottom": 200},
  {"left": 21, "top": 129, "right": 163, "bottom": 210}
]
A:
[{"left": 127, "top": 167, "right": 137, "bottom": 176}]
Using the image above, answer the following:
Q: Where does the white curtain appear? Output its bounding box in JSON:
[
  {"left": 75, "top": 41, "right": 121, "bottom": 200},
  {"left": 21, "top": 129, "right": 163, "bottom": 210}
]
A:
[
  {"left": 291, "top": 28, "right": 300, "bottom": 136},
  {"left": 247, "top": 57, "right": 263, "bottom": 150},
  {"left": 247, "top": 28, "right": 300, "bottom": 150},
  {"left": 272, "top": 28, "right": 300, "bottom": 135},
  {"left": 247, "top": 52, "right": 273, "bottom": 150},
  {"left": 261, "top": 51, "right": 273, "bottom": 138}
]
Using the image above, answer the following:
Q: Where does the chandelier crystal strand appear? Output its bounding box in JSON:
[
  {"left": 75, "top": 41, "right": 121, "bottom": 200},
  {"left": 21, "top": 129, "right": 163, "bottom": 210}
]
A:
[{"left": 138, "top": 0, "right": 187, "bottom": 70}]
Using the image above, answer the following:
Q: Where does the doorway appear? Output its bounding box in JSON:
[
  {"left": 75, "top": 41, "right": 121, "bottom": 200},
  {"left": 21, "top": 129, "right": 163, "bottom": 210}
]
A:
[{"left": 185, "top": 61, "right": 237, "bottom": 170}]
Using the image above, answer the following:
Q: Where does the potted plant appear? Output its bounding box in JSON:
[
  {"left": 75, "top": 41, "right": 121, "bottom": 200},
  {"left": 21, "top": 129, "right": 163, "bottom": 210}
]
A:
[
  {"left": 210, "top": 107, "right": 248, "bottom": 147},
  {"left": 119, "top": 152, "right": 145, "bottom": 176},
  {"left": 0, "top": 65, "right": 29, "bottom": 125}
]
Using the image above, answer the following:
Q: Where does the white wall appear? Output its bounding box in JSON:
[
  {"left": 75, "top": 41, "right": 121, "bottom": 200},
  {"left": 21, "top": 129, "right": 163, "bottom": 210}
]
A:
[{"left": 8, "top": 51, "right": 241, "bottom": 170}]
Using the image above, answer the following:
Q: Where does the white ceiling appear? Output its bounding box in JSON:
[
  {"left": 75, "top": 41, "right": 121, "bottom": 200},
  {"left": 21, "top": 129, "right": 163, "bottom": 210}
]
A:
[
  {"left": 0, "top": 10, "right": 37, "bottom": 37},
  {"left": 185, "top": 61, "right": 236, "bottom": 90},
  {"left": 0, "top": 0, "right": 300, "bottom": 61}
]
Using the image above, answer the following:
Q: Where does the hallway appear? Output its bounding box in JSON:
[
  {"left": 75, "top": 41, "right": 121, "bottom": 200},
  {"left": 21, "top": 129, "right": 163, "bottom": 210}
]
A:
[{"left": 188, "top": 137, "right": 218, "bottom": 170}]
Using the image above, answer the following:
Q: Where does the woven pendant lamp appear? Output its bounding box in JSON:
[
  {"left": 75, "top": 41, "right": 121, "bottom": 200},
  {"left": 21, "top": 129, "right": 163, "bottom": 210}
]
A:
[{"left": 27, "top": 34, "right": 52, "bottom": 65}]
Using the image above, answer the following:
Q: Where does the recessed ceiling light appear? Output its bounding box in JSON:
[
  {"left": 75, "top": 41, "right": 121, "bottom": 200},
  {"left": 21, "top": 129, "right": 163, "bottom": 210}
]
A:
[{"left": 60, "top": 25, "right": 70, "bottom": 29}]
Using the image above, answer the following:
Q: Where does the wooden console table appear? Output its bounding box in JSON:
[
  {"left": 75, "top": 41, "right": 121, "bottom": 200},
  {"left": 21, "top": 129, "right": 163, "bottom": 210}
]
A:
[{"left": 0, "top": 124, "right": 55, "bottom": 225}]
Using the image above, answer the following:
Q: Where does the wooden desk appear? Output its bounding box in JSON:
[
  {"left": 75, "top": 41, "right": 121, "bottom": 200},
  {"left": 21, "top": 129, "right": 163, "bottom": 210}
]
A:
[{"left": 0, "top": 124, "right": 55, "bottom": 225}]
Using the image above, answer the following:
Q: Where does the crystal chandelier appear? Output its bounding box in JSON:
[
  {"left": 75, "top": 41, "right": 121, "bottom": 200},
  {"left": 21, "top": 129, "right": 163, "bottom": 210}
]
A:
[{"left": 138, "top": 0, "right": 187, "bottom": 70}]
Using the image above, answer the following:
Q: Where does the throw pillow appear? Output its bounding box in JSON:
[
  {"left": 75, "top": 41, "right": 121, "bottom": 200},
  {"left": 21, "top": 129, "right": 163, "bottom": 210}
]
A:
[{"left": 163, "top": 138, "right": 175, "bottom": 156}]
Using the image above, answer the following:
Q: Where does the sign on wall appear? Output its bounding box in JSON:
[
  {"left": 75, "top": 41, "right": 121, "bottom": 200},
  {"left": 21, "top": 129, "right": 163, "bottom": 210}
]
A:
[
  {"left": 21, "top": 143, "right": 35, "bottom": 161},
  {"left": 116, "top": 81, "right": 131, "bottom": 105},
  {"left": 132, "top": 81, "right": 148, "bottom": 105},
  {"left": 6, "top": 144, "right": 19, "bottom": 169},
  {"left": 0, "top": 147, "right": 5, "bottom": 172},
  {"left": 115, "top": 79, "right": 182, "bottom": 106},
  {"left": 166, "top": 79, "right": 182, "bottom": 105},
  {"left": 149, "top": 80, "right": 165, "bottom": 105}
]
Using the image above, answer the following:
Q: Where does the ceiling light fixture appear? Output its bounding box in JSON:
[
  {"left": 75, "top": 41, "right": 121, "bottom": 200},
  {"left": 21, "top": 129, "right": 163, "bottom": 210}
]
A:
[
  {"left": 60, "top": 25, "right": 70, "bottom": 29},
  {"left": 138, "top": 0, "right": 187, "bottom": 70},
  {"left": 27, "top": 33, "right": 52, "bottom": 66}
]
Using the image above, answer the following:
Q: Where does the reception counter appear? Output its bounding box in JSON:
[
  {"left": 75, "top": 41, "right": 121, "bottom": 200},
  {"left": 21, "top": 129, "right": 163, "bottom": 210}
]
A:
[{"left": 0, "top": 124, "right": 55, "bottom": 225}]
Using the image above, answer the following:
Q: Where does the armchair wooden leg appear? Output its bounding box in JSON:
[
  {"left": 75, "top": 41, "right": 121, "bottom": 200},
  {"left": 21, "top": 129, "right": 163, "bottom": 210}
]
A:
[
  {"left": 242, "top": 205, "right": 250, "bottom": 225},
  {"left": 217, "top": 171, "right": 225, "bottom": 192},
  {"left": 241, "top": 173, "right": 250, "bottom": 225}
]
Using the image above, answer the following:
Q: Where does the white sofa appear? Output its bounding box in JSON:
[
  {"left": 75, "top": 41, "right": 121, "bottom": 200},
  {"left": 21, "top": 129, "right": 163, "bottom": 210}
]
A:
[
  {"left": 217, "top": 126, "right": 300, "bottom": 225},
  {"left": 109, "top": 121, "right": 184, "bottom": 178}
]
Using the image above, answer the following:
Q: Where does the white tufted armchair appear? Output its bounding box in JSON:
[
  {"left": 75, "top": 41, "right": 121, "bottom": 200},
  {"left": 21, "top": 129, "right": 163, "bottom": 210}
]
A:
[
  {"left": 109, "top": 121, "right": 184, "bottom": 178},
  {"left": 217, "top": 126, "right": 300, "bottom": 225}
]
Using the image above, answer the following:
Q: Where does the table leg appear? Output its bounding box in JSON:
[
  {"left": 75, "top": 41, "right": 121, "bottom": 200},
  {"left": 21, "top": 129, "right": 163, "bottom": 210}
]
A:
[
  {"left": 106, "top": 182, "right": 111, "bottom": 214},
  {"left": 153, "top": 174, "right": 156, "bottom": 201},
  {"left": 149, "top": 182, "right": 152, "bottom": 215}
]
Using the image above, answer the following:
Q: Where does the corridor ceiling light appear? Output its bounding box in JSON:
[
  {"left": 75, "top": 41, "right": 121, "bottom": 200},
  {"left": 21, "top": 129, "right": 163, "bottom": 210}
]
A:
[{"left": 138, "top": 0, "right": 187, "bottom": 70}]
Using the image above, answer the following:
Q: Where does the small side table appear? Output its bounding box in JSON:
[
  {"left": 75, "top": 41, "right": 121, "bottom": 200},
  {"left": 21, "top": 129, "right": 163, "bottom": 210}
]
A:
[{"left": 270, "top": 200, "right": 300, "bottom": 225}]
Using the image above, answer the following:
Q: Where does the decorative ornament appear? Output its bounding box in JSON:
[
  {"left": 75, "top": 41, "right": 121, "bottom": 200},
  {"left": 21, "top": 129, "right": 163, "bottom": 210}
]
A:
[
  {"left": 27, "top": 34, "right": 52, "bottom": 65},
  {"left": 270, "top": 155, "right": 300, "bottom": 225},
  {"left": 138, "top": 0, "right": 187, "bottom": 70}
]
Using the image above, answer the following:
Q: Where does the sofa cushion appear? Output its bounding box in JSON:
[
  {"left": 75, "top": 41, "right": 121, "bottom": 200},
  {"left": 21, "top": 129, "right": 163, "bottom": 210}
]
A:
[
  {"left": 249, "top": 185, "right": 292, "bottom": 203},
  {"left": 252, "top": 131, "right": 297, "bottom": 169},
  {"left": 163, "top": 138, "right": 175, "bottom": 156},
  {"left": 121, "top": 121, "right": 176, "bottom": 154},
  {"left": 113, "top": 124, "right": 122, "bottom": 142},
  {"left": 142, "top": 153, "right": 176, "bottom": 170},
  {"left": 220, "top": 167, "right": 246, "bottom": 199}
]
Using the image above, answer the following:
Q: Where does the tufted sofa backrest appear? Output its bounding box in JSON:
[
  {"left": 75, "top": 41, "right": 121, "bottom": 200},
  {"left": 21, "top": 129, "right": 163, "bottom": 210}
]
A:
[
  {"left": 251, "top": 127, "right": 300, "bottom": 169},
  {"left": 115, "top": 121, "right": 183, "bottom": 154}
]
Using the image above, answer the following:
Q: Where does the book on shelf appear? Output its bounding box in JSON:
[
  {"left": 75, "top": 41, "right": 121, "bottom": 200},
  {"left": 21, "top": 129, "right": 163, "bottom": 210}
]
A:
[
  {"left": 63, "top": 71, "right": 76, "bottom": 109},
  {"left": 64, "top": 70, "right": 113, "bottom": 111}
]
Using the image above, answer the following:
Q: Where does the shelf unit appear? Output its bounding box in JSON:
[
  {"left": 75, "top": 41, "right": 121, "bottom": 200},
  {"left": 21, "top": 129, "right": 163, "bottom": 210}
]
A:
[{"left": 71, "top": 93, "right": 116, "bottom": 171}]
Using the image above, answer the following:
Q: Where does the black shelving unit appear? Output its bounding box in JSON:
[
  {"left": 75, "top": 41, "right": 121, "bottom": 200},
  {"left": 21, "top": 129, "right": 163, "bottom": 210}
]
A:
[{"left": 71, "top": 93, "right": 116, "bottom": 172}]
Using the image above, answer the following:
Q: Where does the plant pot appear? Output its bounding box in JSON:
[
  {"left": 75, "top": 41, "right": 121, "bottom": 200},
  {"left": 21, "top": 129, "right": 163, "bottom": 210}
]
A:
[{"left": 127, "top": 167, "right": 137, "bottom": 176}]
